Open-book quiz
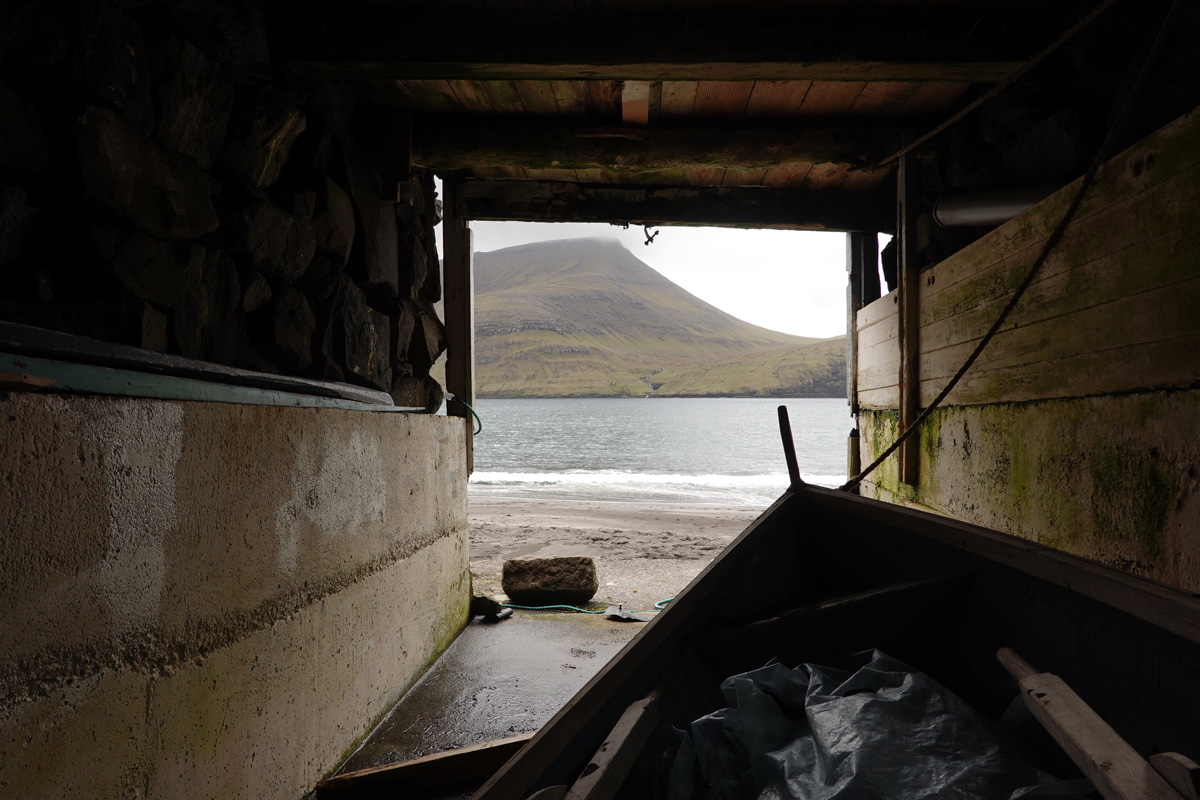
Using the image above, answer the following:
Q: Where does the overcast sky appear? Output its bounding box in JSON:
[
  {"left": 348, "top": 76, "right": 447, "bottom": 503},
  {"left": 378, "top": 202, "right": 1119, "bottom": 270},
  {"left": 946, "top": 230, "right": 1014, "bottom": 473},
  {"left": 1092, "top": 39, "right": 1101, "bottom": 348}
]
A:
[{"left": 461, "top": 221, "right": 851, "bottom": 339}]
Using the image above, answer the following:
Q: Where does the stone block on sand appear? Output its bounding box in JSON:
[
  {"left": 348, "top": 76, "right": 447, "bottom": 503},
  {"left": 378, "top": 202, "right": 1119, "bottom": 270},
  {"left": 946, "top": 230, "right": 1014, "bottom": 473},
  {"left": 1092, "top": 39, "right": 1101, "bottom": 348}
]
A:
[{"left": 502, "top": 556, "right": 598, "bottom": 605}]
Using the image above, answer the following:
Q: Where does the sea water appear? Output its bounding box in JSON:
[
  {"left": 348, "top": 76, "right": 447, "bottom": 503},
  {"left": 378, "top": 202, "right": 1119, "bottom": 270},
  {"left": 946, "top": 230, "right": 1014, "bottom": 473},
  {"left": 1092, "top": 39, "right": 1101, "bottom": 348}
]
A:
[{"left": 469, "top": 397, "right": 852, "bottom": 507}]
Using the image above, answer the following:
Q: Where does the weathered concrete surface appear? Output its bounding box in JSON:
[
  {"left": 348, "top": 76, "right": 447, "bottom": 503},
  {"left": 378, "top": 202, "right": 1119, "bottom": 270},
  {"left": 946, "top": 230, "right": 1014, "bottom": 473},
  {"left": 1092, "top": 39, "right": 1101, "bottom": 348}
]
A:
[
  {"left": 0, "top": 392, "right": 470, "bottom": 799},
  {"left": 859, "top": 390, "right": 1200, "bottom": 591},
  {"left": 338, "top": 612, "right": 642, "bottom": 771}
]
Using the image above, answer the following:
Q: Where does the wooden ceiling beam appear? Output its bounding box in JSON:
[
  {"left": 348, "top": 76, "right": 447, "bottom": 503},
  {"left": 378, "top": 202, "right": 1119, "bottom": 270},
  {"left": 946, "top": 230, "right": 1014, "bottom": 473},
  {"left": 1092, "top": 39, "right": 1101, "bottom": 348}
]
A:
[
  {"left": 413, "top": 119, "right": 899, "bottom": 172},
  {"left": 453, "top": 180, "right": 891, "bottom": 233},
  {"left": 278, "top": 13, "right": 1036, "bottom": 83}
]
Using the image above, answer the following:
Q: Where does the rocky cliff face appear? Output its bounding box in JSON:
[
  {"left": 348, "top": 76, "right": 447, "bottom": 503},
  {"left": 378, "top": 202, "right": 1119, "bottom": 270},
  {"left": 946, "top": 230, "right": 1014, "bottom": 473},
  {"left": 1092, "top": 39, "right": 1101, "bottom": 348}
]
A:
[{"left": 0, "top": 0, "right": 445, "bottom": 410}]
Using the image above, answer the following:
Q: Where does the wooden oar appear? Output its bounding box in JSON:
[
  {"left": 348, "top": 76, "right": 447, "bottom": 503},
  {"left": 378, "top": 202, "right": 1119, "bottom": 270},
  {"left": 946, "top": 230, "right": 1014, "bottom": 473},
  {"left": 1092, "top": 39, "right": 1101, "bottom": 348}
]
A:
[
  {"left": 563, "top": 691, "right": 660, "bottom": 800},
  {"left": 997, "top": 648, "right": 1187, "bottom": 800}
]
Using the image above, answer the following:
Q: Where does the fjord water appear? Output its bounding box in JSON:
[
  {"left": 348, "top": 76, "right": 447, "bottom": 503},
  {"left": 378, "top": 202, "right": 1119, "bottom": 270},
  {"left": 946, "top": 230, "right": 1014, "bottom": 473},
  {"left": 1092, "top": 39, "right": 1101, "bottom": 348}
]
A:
[{"left": 469, "top": 397, "right": 851, "bottom": 507}]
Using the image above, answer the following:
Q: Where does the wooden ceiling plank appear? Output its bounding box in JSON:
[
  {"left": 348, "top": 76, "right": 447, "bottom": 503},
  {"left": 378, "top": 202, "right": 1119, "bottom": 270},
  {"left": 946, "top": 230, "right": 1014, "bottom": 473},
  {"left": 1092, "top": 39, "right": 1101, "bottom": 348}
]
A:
[
  {"left": 389, "top": 79, "right": 423, "bottom": 110},
  {"left": 681, "top": 167, "right": 726, "bottom": 187},
  {"left": 798, "top": 81, "right": 868, "bottom": 115},
  {"left": 412, "top": 120, "right": 895, "bottom": 171},
  {"left": 477, "top": 80, "right": 525, "bottom": 114},
  {"left": 803, "top": 162, "right": 854, "bottom": 190},
  {"left": 659, "top": 81, "right": 699, "bottom": 117},
  {"left": 901, "top": 81, "right": 972, "bottom": 115},
  {"left": 447, "top": 79, "right": 497, "bottom": 113},
  {"left": 523, "top": 167, "right": 575, "bottom": 181},
  {"left": 839, "top": 165, "right": 894, "bottom": 190},
  {"left": 587, "top": 80, "right": 624, "bottom": 118},
  {"left": 721, "top": 168, "right": 769, "bottom": 187},
  {"left": 551, "top": 80, "right": 592, "bottom": 116},
  {"left": 287, "top": 13, "right": 1033, "bottom": 83},
  {"left": 574, "top": 168, "right": 609, "bottom": 182},
  {"left": 512, "top": 79, "right": 561, "bottom": 115},
  {"left": 846, "top": 80, "right": 922, "bottom": 116},
  {"left": 745, "top": 80, "right": 813, "bottom": 117},
  {"left": 454, "top": 179, "right": 889, "bottom": 231},
  {"left": 692, "top": 81, "right": 755, "bottom": 116},
  {"left": 762, "top": 164, "right": 813, "bottom": 188},
  {"left": 395, "top": 79, "right": 464, "bottom": 113}
]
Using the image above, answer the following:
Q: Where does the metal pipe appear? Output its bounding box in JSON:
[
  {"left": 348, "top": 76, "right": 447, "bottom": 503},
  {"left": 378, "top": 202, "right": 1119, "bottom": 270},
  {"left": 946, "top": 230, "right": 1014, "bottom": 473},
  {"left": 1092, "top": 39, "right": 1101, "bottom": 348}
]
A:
[{"left": 933, "top": 185, "right": 1061, "bottom": 227}]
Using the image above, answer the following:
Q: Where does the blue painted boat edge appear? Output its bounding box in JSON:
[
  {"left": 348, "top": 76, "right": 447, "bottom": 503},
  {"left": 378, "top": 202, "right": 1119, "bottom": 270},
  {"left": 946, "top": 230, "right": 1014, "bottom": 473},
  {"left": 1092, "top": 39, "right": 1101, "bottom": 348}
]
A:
[{"left": 0, "top": 353, "right": 426, "bottom": 414}]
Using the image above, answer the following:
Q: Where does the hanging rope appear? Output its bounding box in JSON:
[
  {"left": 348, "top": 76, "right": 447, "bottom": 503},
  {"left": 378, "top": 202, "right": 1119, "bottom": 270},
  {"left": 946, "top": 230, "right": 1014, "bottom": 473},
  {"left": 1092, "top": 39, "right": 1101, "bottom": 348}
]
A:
[{"left": 841, "top": 0, "right": 1183, "bottom": 493}]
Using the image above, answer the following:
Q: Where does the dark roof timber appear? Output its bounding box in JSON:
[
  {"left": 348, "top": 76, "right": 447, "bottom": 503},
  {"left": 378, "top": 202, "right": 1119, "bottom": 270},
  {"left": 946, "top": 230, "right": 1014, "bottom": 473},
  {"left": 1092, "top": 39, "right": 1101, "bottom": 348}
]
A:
[
  {"left": 278, "top": 12, "right": 1041, "bottom": 83},
  {"left": 414, "top": 119, "right": 899, "bottom": 172},
  {"left": 453, "top": 180, "right": 891, "bottom": 233}
]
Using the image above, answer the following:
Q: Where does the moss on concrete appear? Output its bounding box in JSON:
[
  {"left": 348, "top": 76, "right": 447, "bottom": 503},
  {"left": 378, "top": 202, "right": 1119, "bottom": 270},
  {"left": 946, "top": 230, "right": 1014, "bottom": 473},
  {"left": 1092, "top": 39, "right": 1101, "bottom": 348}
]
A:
[
  {"left": 1088, "top": 443, "right": 1177, "bottom": 559},
  {"left": 860, "top": 390, "right": 1196, "bottom": 588}
]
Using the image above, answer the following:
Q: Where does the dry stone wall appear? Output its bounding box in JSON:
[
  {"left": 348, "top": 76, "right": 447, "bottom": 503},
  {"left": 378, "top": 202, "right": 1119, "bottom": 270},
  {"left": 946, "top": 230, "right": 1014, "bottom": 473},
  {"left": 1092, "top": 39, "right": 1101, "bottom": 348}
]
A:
[{"left": 0, "top": 0, "right": 446, "bottom": 411}]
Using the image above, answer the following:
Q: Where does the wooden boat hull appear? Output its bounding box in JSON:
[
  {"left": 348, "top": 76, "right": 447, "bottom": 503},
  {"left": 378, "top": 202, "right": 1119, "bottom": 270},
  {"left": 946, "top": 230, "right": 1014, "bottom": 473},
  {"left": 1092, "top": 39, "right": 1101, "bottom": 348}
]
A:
[{"left": 471, "top": 485, "right": 1200, "bottom": 800}]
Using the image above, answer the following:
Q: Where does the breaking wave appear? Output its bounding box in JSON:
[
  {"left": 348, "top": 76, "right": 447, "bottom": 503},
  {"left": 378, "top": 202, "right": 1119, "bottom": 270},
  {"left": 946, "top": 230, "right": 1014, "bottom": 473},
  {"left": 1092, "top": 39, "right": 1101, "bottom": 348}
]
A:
[{"left": 469, "top": 469, "right": 845, "bottom": 505}]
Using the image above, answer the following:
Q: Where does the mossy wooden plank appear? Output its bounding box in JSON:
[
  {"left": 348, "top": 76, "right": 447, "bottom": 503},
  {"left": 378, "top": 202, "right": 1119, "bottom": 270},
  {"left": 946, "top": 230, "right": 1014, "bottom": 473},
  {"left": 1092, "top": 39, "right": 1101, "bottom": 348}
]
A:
[
  {"left": 856, "top": 291, "right": 897, "bottom": 331},
  {"left": 918, "top": 330, "right": 1200, "bottom": 407},
  {"left": 918, "top": 224, "right": 1200, "bottom": 359},
  {"left": 856, "top": 297, "right": 898, "bottom": 346},
  {"left": 919, "top": 159, "right": 1200, "bottom": 333},
  {"left": 857, "top": 105, "right": 1200, "bottom": 410},
  {"left": 918, "top": 106, "right": 1200, "bottom": 316},
  {"left": 857, "top": 335, "right": 899, "bottom": 377}
]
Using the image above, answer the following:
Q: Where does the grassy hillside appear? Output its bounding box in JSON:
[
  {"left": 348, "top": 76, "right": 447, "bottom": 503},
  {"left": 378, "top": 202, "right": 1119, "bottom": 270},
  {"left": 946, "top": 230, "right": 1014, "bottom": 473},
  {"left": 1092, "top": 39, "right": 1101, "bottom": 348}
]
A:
[{"left": 474, "top": 238, "right": 846, "bottom": 398}]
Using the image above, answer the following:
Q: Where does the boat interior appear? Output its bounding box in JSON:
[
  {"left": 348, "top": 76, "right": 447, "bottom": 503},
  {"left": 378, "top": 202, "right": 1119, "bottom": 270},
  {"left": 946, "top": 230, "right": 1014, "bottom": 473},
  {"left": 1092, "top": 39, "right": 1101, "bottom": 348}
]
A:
[{"left": 467, "top": 485, "right": 1200, "bottom": 800}]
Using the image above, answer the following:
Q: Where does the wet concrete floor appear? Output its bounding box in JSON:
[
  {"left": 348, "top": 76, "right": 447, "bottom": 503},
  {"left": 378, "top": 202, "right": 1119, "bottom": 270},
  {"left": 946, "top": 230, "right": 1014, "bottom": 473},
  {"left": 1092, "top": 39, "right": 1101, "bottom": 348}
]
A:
[{"left": 335, "top": 610, "right": 644, "bottom": 773}]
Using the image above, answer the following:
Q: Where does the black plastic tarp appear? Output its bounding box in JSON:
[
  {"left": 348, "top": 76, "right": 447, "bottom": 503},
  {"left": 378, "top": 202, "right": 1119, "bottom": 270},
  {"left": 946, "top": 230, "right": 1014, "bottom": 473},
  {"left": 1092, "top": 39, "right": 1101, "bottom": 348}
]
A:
[{"left": 662, "top": 650, "right": 1091, "bottom": 800}]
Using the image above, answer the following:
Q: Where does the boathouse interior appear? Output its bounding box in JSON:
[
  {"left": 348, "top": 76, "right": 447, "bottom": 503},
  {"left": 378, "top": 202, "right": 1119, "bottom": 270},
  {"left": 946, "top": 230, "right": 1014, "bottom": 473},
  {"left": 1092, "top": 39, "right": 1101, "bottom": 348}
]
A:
[{"left": 2, "top": 0, "right": 1199, "bottom": 797}]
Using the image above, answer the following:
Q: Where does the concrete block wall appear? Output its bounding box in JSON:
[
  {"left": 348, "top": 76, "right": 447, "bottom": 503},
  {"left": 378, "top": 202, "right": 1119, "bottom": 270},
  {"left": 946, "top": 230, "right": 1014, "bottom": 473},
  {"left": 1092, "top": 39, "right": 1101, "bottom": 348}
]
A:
[{"left": 0, "top": 392, "right": 470, "bottom": 799}]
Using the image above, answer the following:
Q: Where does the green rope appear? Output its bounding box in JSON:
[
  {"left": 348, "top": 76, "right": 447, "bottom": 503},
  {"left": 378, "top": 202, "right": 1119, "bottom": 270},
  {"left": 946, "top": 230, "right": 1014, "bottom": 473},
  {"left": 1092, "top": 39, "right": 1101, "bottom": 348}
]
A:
[
  {"left": 499, "top": 598, "right": 675, "bottom": 615},
  {"left": 500, "top": 603, "right": 604, "bottom": 614},
  {"left": 447, "top": 394, "right": 483, "bottom": 435}
]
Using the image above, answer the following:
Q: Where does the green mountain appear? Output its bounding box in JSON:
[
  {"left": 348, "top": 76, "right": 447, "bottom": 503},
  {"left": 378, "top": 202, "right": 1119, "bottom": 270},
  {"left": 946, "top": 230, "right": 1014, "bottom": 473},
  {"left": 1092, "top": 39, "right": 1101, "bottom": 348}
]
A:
[{"left": 474, "top": 238, "right": 846, "bottom": 398}]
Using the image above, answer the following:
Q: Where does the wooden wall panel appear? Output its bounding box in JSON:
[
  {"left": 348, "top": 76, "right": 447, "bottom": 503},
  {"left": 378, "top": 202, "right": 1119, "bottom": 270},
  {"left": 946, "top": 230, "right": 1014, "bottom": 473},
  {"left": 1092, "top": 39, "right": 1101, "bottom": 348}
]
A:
[
  {"left": 856, "top": 292, "right": 899, "bottom": 409},
  {"left": 855, "top": 105, "right": 1200, "bottom": 410}
]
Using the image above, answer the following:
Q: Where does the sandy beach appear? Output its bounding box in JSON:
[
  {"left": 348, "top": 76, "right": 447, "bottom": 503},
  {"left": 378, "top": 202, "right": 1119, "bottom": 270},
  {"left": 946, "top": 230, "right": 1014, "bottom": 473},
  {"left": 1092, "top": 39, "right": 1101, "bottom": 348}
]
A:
[{"left": 468, "top": 497, "right": 764, "bottom": 609}]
